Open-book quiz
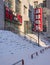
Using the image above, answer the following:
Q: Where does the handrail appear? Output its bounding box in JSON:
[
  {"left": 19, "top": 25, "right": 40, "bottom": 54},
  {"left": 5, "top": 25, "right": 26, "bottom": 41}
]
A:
[
  {"left": 26, "top": 34, "right": 37, "bottom": 42},
  {"left": 12, "top": 59, "right": 24, "bottom": 65},
  {"left": 15, "top": 29, "right": 37, "bottom": 43},
  {"left": 31, "top": 46, "right": 50, "bottom": 59},
  {"left": 5, "top": 27, "right": 37, "bottom": 43}
]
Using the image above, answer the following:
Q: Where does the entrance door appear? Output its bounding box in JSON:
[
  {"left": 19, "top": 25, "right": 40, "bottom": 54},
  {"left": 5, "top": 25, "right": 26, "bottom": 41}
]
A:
[{"left": 24, "top": 21, "right": 32, "bottom": 34}]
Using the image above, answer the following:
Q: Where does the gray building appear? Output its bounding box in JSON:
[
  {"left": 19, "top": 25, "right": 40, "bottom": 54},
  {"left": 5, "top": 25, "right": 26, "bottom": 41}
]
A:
[
  {"left": 46, "top": 0, "right": 50, "bottom": 37},
  {"left": 42, "top": 0, "right": 50, "bottom": 37},
  {"left": 0, "top": 0, "right": 4, "bottom": 29}
]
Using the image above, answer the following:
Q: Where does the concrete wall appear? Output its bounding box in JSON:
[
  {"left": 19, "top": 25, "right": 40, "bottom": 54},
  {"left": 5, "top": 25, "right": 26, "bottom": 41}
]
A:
[
  {"left": 46, "top": 0, "right": 50, "bottom": 37},
  {"left": 10, "top": 0, "right": 15, "bottom": 12},
  {"left": 0, "top": 0, "right": 4, "bottom": 29},
  {"left": 29, "top": 0, "right": 34, "bottom": 22},
  {"left": 33, "top": 0, "right": 43, "bottom": 8},
  {"left": 19, "top": 0, "right": 29, "bottom": 33}
]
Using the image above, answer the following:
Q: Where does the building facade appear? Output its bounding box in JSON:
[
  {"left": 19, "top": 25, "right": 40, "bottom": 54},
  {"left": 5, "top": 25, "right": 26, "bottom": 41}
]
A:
[
  {"left": 46, "top": 0, "right": 50, "bottom": 37},
  {"left": 4, "top": 0, "right": 32, "bottom": 34},
  {"left": 4, "top": 0, "right": 22, "bottom": 33},
  {"left": 39, "top": 0, "right": 50, "bottom": 37},
  {"left": 0, "top": 0, "right": 4, "bottom": 29},
  {"left": 32, "top": 0, "right": 50, "bottom": 37},
  {"left": 31, "top": 0, "right": 43, "bottom": 32},
  {"left": 1, "top": 0, "right": 50, "bottom": 37}
]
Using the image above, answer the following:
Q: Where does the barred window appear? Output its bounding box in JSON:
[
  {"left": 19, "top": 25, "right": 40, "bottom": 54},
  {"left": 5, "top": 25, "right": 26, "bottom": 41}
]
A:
[
  {"left": 4, "top": 0, "right": 14, "bottom": 9},
  {"left": 43, "top": 0, "right": 46, "bottom": 7},
  {"left": 34, "top": 1, "right": 38, "bottom": 8},
  {"left": 15, "top": 0, "right": 21, "bottom": 14}
]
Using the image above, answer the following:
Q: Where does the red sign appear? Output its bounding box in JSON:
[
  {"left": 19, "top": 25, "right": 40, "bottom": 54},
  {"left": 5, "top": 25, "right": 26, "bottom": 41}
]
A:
[
  {"left": 34, "top": 8, "right": 43, "bottom": 32},
  {"left": 5, "top": 6, "right": 13, "bottom": 21},
  {"left": 17, "top": 14, "right": 22, "bottom": 24},
  {"left": 5, "top": 6, "right": 22, "bottom": 24}
]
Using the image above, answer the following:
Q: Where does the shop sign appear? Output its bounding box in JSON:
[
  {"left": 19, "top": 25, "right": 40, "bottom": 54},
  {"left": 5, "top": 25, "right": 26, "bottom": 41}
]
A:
[
  {"left": 5, "top": 6, "right": 22, "bottom": 24},
  {"left": 34, "top": 8, "right": 43, "bottom": 32}
]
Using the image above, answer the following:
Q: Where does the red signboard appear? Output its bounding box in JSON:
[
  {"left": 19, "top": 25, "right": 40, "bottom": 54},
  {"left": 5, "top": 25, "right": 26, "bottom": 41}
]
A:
[
  {"left": 33, "top": 8, "right": 43, "bottom": 32},
  {"left": 5, "top": 6, "right": 13, "bottom": 21},
  {"left": 17, "top": 14, "right": 22, "bottom": 24},
  {"left": 5, "top": 6, "right": 22, "bottom": 24},
  {"left": 5, "top": 9, "right": 9, "bottom": 19}
]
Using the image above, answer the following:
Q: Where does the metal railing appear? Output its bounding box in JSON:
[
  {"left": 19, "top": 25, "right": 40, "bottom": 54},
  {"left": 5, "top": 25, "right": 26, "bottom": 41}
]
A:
[
  {"left": 15, "top": 29, "right": 37, "bottom": 44},
  {"left": 5, "top": 27, "right": 37, "bottom": 44},
  {"left": 12, "top": 59, "right": 24, "bottom": 65}
]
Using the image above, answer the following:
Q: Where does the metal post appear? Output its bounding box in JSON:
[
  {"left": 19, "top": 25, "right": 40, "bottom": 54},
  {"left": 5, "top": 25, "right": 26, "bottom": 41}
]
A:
[
  {"left": 38, "top": 31, "right": 39, "bottom": 46},
  {"left": 22, "top": 59, "right": 24, "bottom": 65}
]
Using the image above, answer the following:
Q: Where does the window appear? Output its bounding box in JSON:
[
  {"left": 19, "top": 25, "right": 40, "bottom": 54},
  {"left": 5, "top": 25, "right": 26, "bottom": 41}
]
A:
[
  {"left": 29, "top": 10, "right": 32, "bottom": 20},
  {"left": 43, "top": 0, "right": 46, "bottom": 7},
  {"left": 4, "top": 0, "right": 9, "bottom": 7},
  {"left": 15, "top": 0, "right": 21, "bottom": 14},
  {"left": 34, "top": 1, "right": 38, "bottom": 8},
  {"left": 5, "top": 0, "right": 14, "bottom": 9},
  {"left": 43, "top": 25, "right": 47, "bottom": 32},
  {"left": 8, "top": 0, "right": 12, "bottom": 8}
]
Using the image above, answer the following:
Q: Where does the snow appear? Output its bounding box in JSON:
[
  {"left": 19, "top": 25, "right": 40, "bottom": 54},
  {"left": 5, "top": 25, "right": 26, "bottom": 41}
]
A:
[
  {"left": 0, "top": 30, "right": 50, "bottom": 65},
  {"left": 27, "top": 33, "right": 50, "bottom": 47}
]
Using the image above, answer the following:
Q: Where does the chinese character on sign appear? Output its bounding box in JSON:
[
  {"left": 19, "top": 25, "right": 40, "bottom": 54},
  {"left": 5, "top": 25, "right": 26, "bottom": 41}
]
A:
[{"left": 34, "top": 8, "right": 43, "bottom": 32}]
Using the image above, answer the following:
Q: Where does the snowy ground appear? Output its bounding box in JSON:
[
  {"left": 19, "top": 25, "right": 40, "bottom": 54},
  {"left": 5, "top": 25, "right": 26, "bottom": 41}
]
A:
[
  {"left": 0, "top": 30, "right": 50, "bottom": 65},
  {"left": 27, "top": 32, "right": 50, "bottom": 47}
]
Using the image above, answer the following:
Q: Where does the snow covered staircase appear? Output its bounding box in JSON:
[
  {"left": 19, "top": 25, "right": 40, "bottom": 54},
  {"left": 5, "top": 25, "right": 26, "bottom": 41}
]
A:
[{"left": 0, "top": 30, "right": 50, "bottom": 65}]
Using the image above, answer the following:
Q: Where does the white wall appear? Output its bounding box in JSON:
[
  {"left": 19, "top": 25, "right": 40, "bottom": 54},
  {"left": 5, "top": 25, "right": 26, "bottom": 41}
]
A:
[{"left": 19, "top": 0, "right": 29, "bottom": 33}]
